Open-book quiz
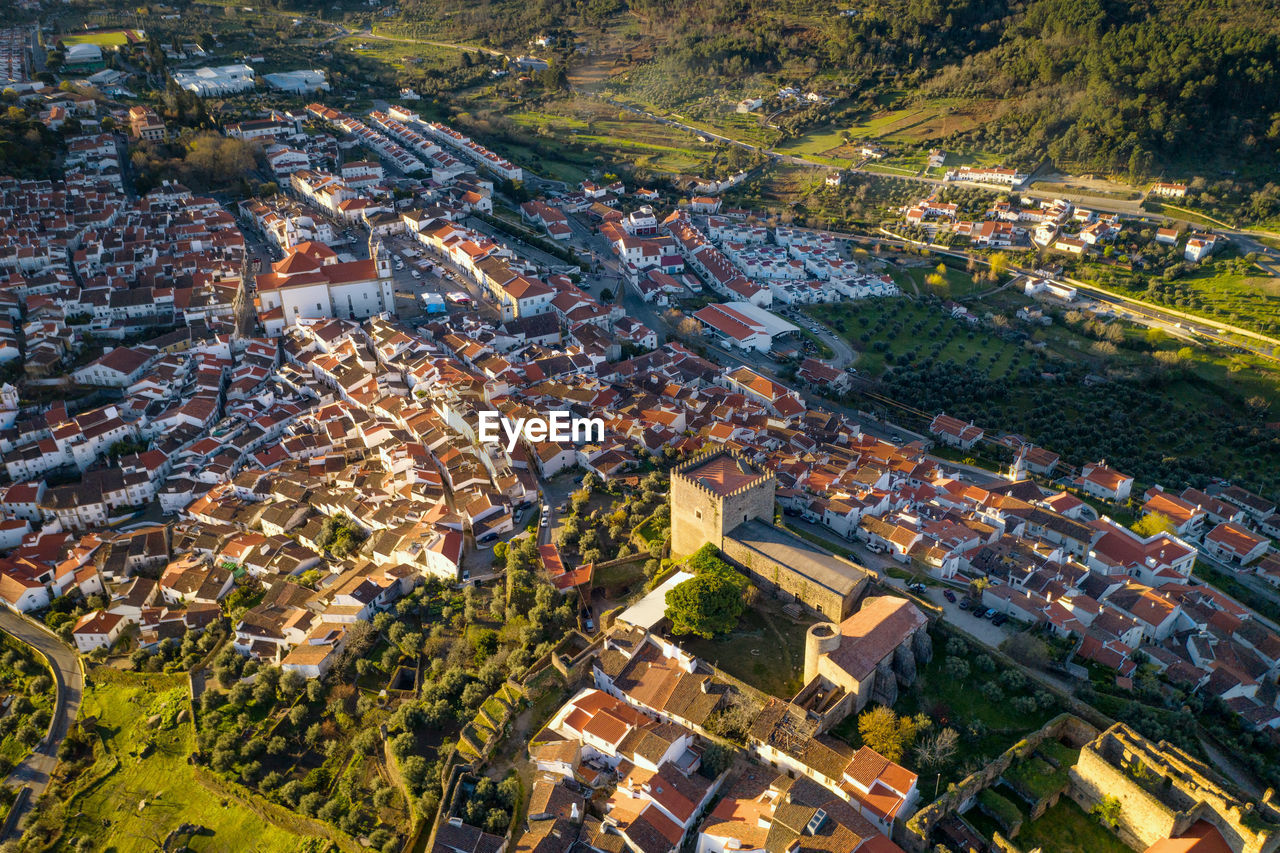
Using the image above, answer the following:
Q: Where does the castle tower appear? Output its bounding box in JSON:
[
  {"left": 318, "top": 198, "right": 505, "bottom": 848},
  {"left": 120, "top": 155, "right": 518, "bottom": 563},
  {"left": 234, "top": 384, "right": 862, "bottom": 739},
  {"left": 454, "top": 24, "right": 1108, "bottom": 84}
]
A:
[
  {"left": 804, "top": 621, "right": 841, "bottom": 685},
  {"left": 669, "top": 449, "right": 776, "bottom": 556}
]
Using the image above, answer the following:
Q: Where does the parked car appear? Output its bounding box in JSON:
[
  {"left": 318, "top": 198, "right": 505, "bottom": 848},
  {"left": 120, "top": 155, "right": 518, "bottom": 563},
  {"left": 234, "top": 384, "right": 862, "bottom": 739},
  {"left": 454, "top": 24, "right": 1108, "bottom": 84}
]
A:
[
  {"left": 979, "top": 608, "right": 996, "bottom": 619},
  {"left": 478, "top": 531, "right": 498, "bottom": 544},
  {"left": 907, "top": 582, "right": 926, "bottom": 594},
  {"left": 991, "top": 613, "right": 1009, "bottom": 626},
  {"left": 410, "top": 269, "right": 421, "bottom": 279},
  {"left": 958, "top": 599, "right": 971, "bottom": 610},
  {"left": 943, "top": 590, "right": 957, "bottom": 603}
]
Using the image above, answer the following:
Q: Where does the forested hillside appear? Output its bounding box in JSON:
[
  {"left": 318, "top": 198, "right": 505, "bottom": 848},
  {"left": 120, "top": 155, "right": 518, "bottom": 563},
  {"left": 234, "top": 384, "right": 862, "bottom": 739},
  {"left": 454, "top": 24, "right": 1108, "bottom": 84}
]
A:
[{"left": 392, "top": 0, "right": 1280, "bottom": 180}]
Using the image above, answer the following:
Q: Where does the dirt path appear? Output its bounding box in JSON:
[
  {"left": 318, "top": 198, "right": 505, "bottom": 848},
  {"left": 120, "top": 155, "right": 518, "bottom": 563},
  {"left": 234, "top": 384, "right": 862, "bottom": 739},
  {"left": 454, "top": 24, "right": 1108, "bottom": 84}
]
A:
[{"left": 756, "top": 609, "right": 796, "bottom": 683}]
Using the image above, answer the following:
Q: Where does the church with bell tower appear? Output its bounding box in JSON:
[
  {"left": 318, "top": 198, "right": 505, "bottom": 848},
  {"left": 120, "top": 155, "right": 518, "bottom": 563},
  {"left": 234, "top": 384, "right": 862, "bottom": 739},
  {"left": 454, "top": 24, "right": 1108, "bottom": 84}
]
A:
[{"left": 253, "top": 238, "right": 396, "bottom": 336}]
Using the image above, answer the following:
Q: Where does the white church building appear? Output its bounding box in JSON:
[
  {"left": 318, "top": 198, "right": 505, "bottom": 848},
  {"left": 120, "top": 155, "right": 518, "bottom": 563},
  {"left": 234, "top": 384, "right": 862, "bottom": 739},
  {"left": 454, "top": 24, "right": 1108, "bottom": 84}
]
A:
[{"left": 255, "top": 238, "right": 394, "bottom": 335}]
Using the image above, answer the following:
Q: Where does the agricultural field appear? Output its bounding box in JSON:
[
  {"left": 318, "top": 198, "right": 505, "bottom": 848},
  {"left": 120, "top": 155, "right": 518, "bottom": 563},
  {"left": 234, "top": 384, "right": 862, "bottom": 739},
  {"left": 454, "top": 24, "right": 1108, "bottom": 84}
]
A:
[
  {"left": 807, "top": 284, "right": 1280, "bottom": 495},
  {"left": 890, "top": 262, "right": 987, "bottom": 300},
  {"left": 804, "top": 295, "right": 1032, "bottom": 379},
  {"left": 340, "top": 34, "right": 475, "bottom": 71},
  {"left": 774, "top": 99, "right": 1000, "bottom": 160},
  {"left": 1136, "top": 262, "right": 1280, "bottom": 337},
  {"left": 451, "top": 95, "right": 745, "bottom": 183}
]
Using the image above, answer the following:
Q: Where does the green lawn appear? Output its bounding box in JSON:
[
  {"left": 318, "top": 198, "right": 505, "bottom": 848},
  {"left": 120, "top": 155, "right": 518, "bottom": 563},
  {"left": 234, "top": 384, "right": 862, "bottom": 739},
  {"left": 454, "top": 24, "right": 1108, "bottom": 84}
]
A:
[
  {"left": 62, "top": 670, "right": 324, "bottom": 853},
  {"left": 678, "top": 596, "right": 818, "bottom": 698},
  {"left": 1004, "top": 754, "right": 1071, "bottom": 801},
  {"left": 631, "top": 513, "right": 668, "bottom": 550},
  {"left": 891, "top": 264, "right": 985, "bottom": 300},
  {"left": 61, "top": 30, "right": 138, "bottom": 46},
  {"left": 1017, "top": 799, "right": 1136, "bottom": 853}
]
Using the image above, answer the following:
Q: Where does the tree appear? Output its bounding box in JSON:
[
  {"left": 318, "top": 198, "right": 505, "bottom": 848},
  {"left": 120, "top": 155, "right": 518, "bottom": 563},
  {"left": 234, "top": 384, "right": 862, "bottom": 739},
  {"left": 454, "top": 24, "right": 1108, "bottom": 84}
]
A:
[
  {"left": 705, "top": 699, "right": 756, "bottom": 744},
  {"left": 1132, "top": 512, "right": 1175, "bottom": 537},
  {"left": 857, "top": 706, "right": 926, "bottom": 763},
  {"left": 987, "top": 252, "right": 1009, "bottom": 281},
  {"left": 228, "top": 681, "right": 252, "bottom": 707},
  {"left": 686, "top": 543, "right": 731, "bottom": 574},
  {"left": 1003, "top": 632, "right": 1050, "bottom": 668},
  {"left": 665, "top": 565, "right": 748, "bottom": 638},
  {"left": 1092, "top": 794, "right": 1122, "bottom": 828},
  {"left": 914, "top": 727, "right": 959, "bottom": 770},
  {"left": 700, "top": 742, "right": 736, "bottom": 779}
]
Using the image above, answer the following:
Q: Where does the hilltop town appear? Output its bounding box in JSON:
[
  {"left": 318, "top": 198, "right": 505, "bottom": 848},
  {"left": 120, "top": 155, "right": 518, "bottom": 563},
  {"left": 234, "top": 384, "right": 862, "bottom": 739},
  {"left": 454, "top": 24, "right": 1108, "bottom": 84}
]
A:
[{"left": 1, "top": 5, "right": 1280, "bottom": 853}]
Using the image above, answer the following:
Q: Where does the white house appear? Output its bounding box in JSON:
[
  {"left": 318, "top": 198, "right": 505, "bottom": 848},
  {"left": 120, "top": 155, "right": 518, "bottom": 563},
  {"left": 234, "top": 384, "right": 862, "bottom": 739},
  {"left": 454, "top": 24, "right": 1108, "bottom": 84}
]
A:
[{"left": 71, "top": 610, "right": 126, "bottom": 652}]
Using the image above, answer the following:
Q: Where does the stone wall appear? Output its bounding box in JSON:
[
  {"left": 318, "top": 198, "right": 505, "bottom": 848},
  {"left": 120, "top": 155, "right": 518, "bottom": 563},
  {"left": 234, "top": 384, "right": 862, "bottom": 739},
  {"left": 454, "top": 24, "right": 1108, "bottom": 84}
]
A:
[
  {"left": 720, "top": 535, "right": 854, "bottom": 619},
  {"left": 899, "top": 714, "right": 1101, "bottom": 853},
  {"left": 1068, "top": 723, "right": 1280, "bottom": 853},
  {"left": 1067, "top": 735, "right": 1178, "bottom": 849}
]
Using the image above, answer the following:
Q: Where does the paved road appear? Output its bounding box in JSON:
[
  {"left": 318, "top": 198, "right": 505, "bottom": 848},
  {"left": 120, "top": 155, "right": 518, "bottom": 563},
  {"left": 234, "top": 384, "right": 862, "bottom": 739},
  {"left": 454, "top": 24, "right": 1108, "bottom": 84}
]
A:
[{"left": 0, "top": 610, "right": 83, "bottom": 842}]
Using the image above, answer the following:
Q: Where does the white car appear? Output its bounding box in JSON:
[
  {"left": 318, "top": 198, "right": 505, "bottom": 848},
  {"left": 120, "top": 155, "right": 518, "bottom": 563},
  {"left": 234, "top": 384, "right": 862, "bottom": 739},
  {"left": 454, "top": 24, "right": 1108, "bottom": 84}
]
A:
[{"left": 410, "top": 270, "right": 421, "bottom": 279}]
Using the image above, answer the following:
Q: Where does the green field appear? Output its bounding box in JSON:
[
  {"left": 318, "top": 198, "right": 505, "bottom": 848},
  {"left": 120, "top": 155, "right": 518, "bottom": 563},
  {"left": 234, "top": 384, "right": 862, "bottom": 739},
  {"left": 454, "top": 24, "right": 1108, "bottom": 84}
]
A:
[
  {"left": 891, "top": 264, "right": 986, "bottom": 299},
  {"left": 774, "top": 98, "right": 1000, "bottom": 161},
  {"left": 60, "top": 669, "right": 324, "bottom": 853},
  {"left": 1151, "top": 265, "right": 1280, "bottom": 336},
  {"left": 678, "top": 595, "right": 818, "bottom": 698},
  {"left": 61, "top": 30, "right": 139, "bottom": 46},
  {"left": 339, "top": 35, "right": 467, "bottom": 70},
  {"left": 1016, "top": 799, "right": 1136, "bottom": 853},
  {"left": 448, "top": 95, "right": 735, "bottom": 182}
]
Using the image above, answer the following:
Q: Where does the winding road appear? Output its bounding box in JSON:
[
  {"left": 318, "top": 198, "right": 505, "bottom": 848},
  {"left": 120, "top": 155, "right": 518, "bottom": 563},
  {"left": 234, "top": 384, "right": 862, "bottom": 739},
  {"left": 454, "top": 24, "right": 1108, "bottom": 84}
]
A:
[{"left": 0, "top": 610, "right": 83, "bottom": 842}]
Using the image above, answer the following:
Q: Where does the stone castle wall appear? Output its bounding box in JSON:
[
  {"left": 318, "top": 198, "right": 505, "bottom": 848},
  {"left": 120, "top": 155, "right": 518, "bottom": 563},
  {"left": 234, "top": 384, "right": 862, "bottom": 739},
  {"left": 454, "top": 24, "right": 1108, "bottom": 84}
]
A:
[
  {"left": 720, "top": 535, "right": 855, "bottom": 619},
  {"left": 1068, "top": 723, "right": 1280, "bottom": 853}
]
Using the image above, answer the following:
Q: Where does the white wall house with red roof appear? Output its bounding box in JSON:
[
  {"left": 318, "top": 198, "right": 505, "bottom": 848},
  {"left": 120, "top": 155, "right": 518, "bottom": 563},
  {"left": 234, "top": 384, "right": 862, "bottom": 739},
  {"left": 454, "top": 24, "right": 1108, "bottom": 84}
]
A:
[
  {"left": 1203, "top": 521, "right": 1270, "bottom": 567},
  {"left": 254, "top": 240, "right": 393, "bottom": 334},
  {"left": 1076, "top": 461, "right": 1134, "bottom": 502}
]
